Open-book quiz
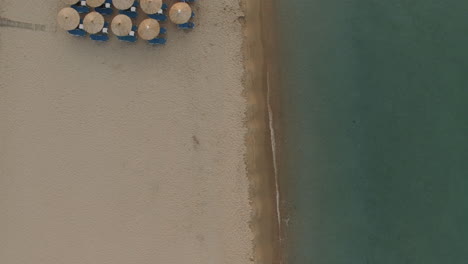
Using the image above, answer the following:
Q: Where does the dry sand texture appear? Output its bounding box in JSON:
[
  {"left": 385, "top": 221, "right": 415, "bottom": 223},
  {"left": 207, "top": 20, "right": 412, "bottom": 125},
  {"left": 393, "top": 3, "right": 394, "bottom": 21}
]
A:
[{"left": 0, "top": 0, "right": 254, "bottom": 263}]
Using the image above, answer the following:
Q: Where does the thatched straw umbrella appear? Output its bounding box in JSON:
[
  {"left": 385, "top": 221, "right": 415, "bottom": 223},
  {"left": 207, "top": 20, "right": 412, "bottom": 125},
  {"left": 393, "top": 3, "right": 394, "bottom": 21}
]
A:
[
  {"left": 111, "top": 14, "right": 133, "bottom": 36},
  {"left": 169, "top": 2, "right": 192, "bottom": 24},
  {"left": 140, "top": 0, "right": 163, "bottom": 15},
  {"left": 57, "top": 7, "right": 80, "bottom": 30},
  {"left": 83, "top": 12, "right": 105, "bottom": 34},
  {"left": 113, "top": 0, "right": 134, "bottom": 10},
  {"left": 62, "top": 0, "right": 80, "bottom": 5},
  {"left": 138, "top": 18, "right": 160, "bottom": 40},
  {"left": 86, "top": 0, "right": 106, "bottom": 8}
]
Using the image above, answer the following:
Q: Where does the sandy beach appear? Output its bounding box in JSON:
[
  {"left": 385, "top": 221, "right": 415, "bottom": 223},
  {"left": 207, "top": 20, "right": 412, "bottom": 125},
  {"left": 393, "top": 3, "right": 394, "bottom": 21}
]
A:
[
  {"left": 242, "top": 0, "right": 282, "bottom": 263},
  {"left": 0, "top": 0, "right": 274, "bottom": 263}
]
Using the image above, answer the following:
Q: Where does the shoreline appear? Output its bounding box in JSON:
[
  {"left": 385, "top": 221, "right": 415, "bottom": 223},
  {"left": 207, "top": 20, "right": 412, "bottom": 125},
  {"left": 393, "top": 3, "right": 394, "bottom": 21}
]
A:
[{"left": 242, "top": 0, "right": 283, "bottom": 263}]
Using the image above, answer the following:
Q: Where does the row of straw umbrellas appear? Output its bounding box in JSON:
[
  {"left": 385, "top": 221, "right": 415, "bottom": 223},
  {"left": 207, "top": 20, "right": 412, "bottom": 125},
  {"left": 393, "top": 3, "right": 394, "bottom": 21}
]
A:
[
  {"left": 58, "top": 0, "right": 193, "bottom": 39},
  {"left": 61, "top": 0, "right": 193, "bottom": 24}
]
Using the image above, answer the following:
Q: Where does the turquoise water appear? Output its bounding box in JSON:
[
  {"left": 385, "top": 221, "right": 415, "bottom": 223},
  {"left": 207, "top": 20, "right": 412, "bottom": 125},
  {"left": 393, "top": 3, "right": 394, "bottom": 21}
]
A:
[{"left": 278, "top": 1, "right": 468, "bottom": 263}]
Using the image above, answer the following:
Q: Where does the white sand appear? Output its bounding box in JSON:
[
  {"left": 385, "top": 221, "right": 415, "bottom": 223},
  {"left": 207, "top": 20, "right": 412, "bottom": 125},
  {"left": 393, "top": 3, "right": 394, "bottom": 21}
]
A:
[{"left": 0, "top": 0, "right": 253, "bottom": 263}]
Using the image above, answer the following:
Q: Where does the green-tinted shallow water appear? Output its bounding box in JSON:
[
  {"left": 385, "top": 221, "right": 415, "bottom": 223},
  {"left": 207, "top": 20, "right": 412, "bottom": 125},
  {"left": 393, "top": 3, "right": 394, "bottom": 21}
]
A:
[{"left": 278, "top": 1, "right": 468, "bottom": 263}]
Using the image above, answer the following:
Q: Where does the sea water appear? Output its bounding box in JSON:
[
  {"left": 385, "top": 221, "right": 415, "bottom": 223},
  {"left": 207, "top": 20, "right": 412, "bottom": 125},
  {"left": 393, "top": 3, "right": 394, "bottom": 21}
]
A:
[{"left": 278, "top": 1, "right": 468, "bottom": 263}]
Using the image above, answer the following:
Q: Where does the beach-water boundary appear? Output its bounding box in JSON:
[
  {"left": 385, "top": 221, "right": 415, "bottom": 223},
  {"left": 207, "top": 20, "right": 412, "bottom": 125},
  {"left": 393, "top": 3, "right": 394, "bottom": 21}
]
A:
[{"left": 241, "top": 0, "right": 283, "bottom": 263}]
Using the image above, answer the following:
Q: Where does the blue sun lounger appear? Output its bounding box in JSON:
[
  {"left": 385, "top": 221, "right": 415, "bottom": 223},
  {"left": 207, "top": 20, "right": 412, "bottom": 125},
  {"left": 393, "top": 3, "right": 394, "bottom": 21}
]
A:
[
  {"left": 95, "top": 0, "right": 113, "bottom": 15},
  {"left": 68, "top": 27, "right": 87, "bottom": 36},
  {"left": 90, "top": 22, "right": 110, "bottom": 42},
  {"left": 148, "top": 38, "right": 166, "bottom": 45},
  {"left": 90, "top": 34, "right": 109, "bottom": 41},
  {"left": 68, "top": 19, "right": 86, "bottom": 36},
  {"left": 177, "top": 22, "right": 195, "bottom": 29},
  {"left": 119, "top": 1, "right": 139, "bottom": 18},
  {"left": 117, "top": 25, "right": 138, "bottom": 43},
  {"left": 176, "top": 12, "right": 195, "bottom": 29},
  {"left": 148, "top": 13, "right": 167, "bottom": 21},
  {"left": 147, "top": 27, "right": 167, "bottom": 45},
  {"left": 148, "top": 3, "right": 168, "bottom": 21},
  {"left": 71, "top": 1, "right": 90, "bottom": 13}
]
